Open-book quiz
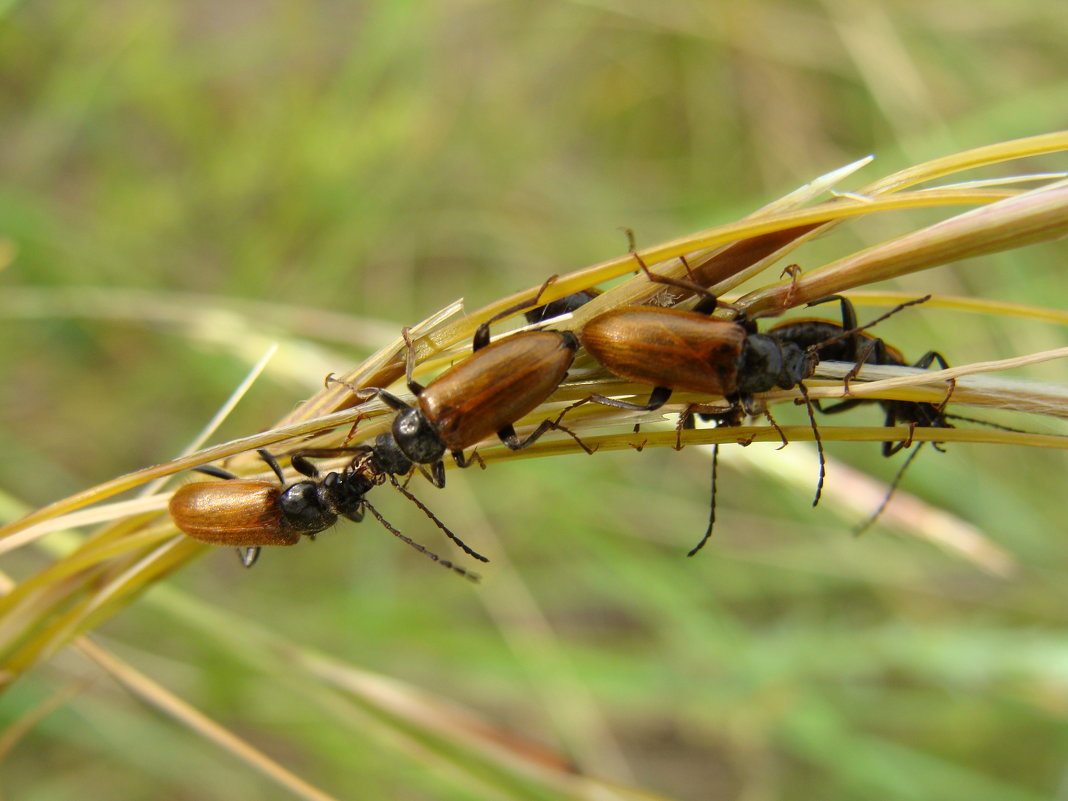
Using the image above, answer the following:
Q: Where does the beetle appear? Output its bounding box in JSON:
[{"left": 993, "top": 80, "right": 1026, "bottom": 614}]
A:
[
  {"left": 574, "top": 233, "right": 818, "bottom": 427},
  {"left": 523, "top": 289, "right": 602, "bottom": 325},
  {"left": 767, "top": 294, "right": 949, "bottom": 455},
  {"left": 564, "top": 247, "right": 824, "bottom": 556},
  {"left": 577, "top": 298, "right": 822, "bottom": 555},
  {"left": 343, "top": 280, "right": 589, "bottom": 488},
  {"left": 169, "top": 448, "right": 482, "bottom": 578},
  {"left": 579, "top": 304, "right": 817, "bottom": 419},
  {"left": 766, "top": 294, "right": 956, "bottom": 532}
]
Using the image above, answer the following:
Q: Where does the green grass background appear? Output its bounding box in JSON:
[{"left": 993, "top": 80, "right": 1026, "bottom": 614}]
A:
[{"left": 2, "top": 1, "right": 1068, "bottom": 799}]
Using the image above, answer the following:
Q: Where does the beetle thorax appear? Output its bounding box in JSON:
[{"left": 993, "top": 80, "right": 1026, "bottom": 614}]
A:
[
  {"left": 278, "top": 480, "right": 337, "bottom": 534},
  {"left": 372, "top": 432, "right": 414, "bottom": 475},
  {"left": 737, "top": 335, "right": 814, "bottom": 394},
  {"left": 737, "top": 335, "right": 782, "bottom": 394},
  {"left": 393, "top": 408, "right": 447, "bottom": 464}
]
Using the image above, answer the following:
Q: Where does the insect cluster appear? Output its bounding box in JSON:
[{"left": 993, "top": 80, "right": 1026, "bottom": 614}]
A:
[{"left": 170, "top": 249, "right": 957, "bottom": 579}]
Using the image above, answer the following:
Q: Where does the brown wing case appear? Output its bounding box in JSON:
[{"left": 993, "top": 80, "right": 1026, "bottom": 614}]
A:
[
  {"left": 580, "top": 307, "right": 745, "bottom": 395},
  {"left": 419, "top": 331, "right": 575, "bottom": 451},
  {"left": 169, "top": 480, "right": 301, "bottom": 546}
]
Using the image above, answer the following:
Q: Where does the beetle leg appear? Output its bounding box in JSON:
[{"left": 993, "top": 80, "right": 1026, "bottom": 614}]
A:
[
  {"left": 400, "top": 327, "right": 429, "bottom": 396},
  {"left": 425, "top": 461, "right": 446, "bottom": 489},
  {"left": 324, "top": 372, "right": 362, "bottom": 394},
  {"left": 674, "top": 252, "right": 698, "bottom": 284},
  {"left": 192, "top": 464, "right": 239, "bottom": 481},
  {"left": 406, "top": 463, "right": 445, "bottom": 489},
  {"left": 452, "top": 449, "right": 487, "bottom": 470},
  {"left": 360, "top": 387, "right": 415, "bottom": 413},
  {"left": 257, "top": 449, "right": 288, "bottom": 483},
  {"left": 815, "top": 397, "right": 866, "bottom": 415},
  {"left": 914, "top": 350, "right": 950, "bottom": 371},
  {"left": 903, "top": 422, "right": 917, "bottom": 449},
  {"left": 340, "top": 413, "right": 369, "bottom": 445},
  {"left": 935, "top": 375, "right": 957, "bottom": 418},
  {"left": 841, "top": 337, "right": 878, "bottom": 395},
  {"left": 624, "top": 230, "right": 717, "bottom": 307},
  {"left": 881, "top": 404, "right": 903, "bottom": 457},
  {"left": 524, "top": 289, "right": 602, "bottom": 325},
  {"left": 822, "top": 296, "right": 934, "bottom": 357},
  {"left": 762, "top": 407, "right": 789, "bottom": 450},
  {"left": 289, "top": 445, "right": 375, "bottom": 462},
  {"left": 288, "top": 453, "right": 320, "bottom": 480},
  {"left": 327, "top": 376, "right": 414, "bottom": 415},
  {"left": 912, "top": 349, "right": 955, "bottom": 441},
  {"left": 495, "top": 418, "right": 596, "bottom": 455},
  {"left": 807, "top": 295, "right": 858, "bottom": 348},
  {"left": 691, "top": 292, "right": 720, "bottom": 316},
  {"left": 584, "top": 394, "right": 656, "bottom": 412},
  {"left": 553, "top": 385, "right": 674, "bottom": 442},
  {"left": 780, "top": 264, "right": 803, "bottom": 309},
  {"left": 472, "top": 274, "right": 560, "bottom": 350},
  {"left": 694, "top": 401, "right": 741, "bottom": 426},
  {"left": 588, "top": 384, "right": 675, "bottom": 414},
  {"left": 673, "top": 406, "right": 697, "bottom": 451},
  {"left": 808, "top": 295, "right": 932, "bottom": 359}
]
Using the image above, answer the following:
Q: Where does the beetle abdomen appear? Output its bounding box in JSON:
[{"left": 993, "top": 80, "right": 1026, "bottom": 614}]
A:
[
  {"left": 169, "top": 480, "right": 302, "bottom": 547},
  {"left": 581, "top": 307, "right": 745, "bottom": 395},
  {"left": 419, "top": 331, "right": 576, "bottom": 451}
]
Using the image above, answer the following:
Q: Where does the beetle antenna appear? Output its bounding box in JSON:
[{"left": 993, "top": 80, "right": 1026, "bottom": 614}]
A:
[
  {"left": 193, "top": 464, "right": 239, "bottom": 481},
  {"left": 809, "top": 296, "right": 931, "bottom": 353},
  {"left": 687, "top": 444, "right": 719, "bottom": 557},
  {"left": 386, "top": 474, "right": 489, "bottom": 562},
  {"left": 853, "top": 443, "right": 925, "bottom": 536},
  {"left": 361, "top": 500, "right": 481, "bottom": 582},
  {"left": 945, "top": 413, "right": 1028, "bottom": 434},
  {"left": 797, "top": 383, "right": 826, "bottom": 506}
]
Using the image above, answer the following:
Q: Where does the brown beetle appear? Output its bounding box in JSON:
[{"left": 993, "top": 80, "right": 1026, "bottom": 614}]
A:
[
  {"left": 575, "top": 232, "right": 818, "bottom": 423},
  {"left": 350, "top": 280, "right": 587, "bottom": 488},
  {"left": 579, "top": 306, "right": 811, "bottom": 406},
  {"left": 578, "top": 301, "right": 820, "bottom": 554},
  {"left": 563, "top": 242, "right": 823, "bottom": 556},
  {"left": 169, "top": 448, "right": 482, "bottom": 578}
]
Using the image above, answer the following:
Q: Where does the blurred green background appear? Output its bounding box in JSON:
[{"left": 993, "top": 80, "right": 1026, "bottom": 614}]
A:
[{"left": 3, "top": 1, "right": 1068, "bottom": 799}]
